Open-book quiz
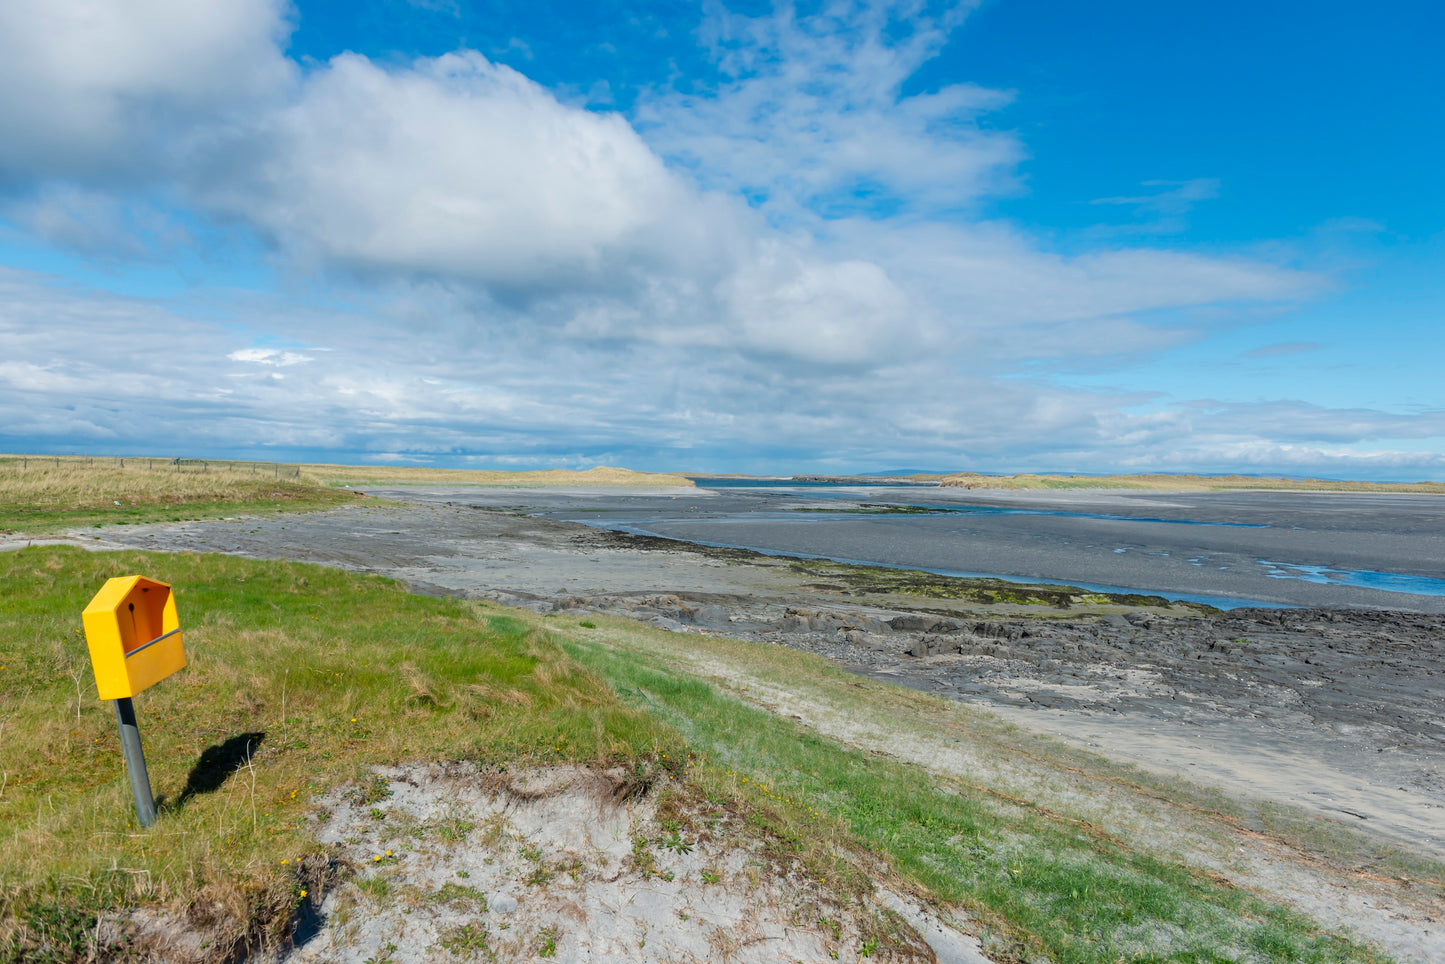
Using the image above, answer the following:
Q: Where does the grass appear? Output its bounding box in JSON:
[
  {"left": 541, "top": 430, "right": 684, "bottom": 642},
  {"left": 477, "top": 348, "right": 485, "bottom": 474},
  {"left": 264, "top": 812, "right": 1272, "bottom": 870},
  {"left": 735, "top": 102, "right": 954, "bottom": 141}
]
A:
[
  {"left": 0, "top": 546, "right": 674, "bottom": 962},
  {"left": 562, "top": 633, "right": 1397, "bottom": 964},
  {"left": 0, "top": 455, "right": 694, "bottom": 538},
  {"left": 579, "top": 612, "right": 1445, "bottom": 889},
  {"left": 301, "top": 463, "right": 696, "bottom": 488},
  {"left": 784, "top": 557, "right": 1213, "bottom": 611},
  {"left": 0, "top": 546, "right": 1415, "bottom": 963},
  {"left": 938, "top": 472, "right": 1445, "bottom": 493},
  {"left": 0, "top": 458, "right": 358, "bottom": 535}
]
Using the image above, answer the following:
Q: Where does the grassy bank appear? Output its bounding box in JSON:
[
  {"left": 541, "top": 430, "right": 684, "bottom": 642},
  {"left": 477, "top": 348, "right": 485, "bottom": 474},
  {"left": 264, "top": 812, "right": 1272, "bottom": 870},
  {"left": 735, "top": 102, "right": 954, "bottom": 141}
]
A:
[
  {"left": 1, "top": 547, "right": 1412, "bottom": 962},
  {"left": 0, "top": 546, "right": 673, "bottom": 960},
  {"left": 575, "top": 652, "right": 1374, "bottom": 961},
  {"left": 938, "top": 472, "right": 1445, "bottom": 493},
  {"left": 0, "top": 459, "right": 357, "bottom": 535}
]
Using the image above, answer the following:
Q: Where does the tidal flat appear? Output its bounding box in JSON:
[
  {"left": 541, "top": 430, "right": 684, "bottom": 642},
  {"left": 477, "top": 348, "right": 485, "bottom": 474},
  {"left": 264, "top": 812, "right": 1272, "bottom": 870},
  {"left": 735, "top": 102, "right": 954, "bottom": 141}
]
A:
[
  {"left": 52, "top": 481, "right": 1443, "bottom": 960},
  {"left": 505, "top": 480, "right": 1445, "bottom": 613},
  {"left": 79, "top": 483, "right": 1443, "bottom": 846}
]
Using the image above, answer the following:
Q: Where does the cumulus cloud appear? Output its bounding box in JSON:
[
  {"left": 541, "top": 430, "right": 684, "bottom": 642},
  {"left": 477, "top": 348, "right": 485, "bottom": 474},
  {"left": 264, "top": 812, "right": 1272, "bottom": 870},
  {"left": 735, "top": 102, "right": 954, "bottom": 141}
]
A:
[
  {"left": 192, "top": 51, "right": 726, "bottom": 294},
  {"left": 719, "top": 245, "right": 923, "bottom": 366},
  {"left": 0, "top": 0, "right": 1315, "bottom": 371},
  {"left": 0, "top": 0, "right": 294, "bottom": 185}
]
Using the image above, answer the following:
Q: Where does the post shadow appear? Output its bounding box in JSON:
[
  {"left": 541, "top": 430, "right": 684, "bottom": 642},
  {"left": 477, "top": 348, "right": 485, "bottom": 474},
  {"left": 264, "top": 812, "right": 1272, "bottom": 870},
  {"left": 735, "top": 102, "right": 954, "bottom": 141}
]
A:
[{"left": 161, "top": 731, "right": 267, "bottom": 811}]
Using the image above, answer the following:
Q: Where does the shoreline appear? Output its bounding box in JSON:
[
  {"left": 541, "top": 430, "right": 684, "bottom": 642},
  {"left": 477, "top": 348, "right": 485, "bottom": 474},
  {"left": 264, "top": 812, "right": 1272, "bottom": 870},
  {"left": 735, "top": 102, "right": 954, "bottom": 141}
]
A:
[
  {"left": 364, "top": 480, "right": 1445, "bottom": 612},
  {"left": 580, "top": 523, "right": 1298, "bottom": 611},
  {"left": 68, "top": 494, "right": 1444, "bottom": 863}
]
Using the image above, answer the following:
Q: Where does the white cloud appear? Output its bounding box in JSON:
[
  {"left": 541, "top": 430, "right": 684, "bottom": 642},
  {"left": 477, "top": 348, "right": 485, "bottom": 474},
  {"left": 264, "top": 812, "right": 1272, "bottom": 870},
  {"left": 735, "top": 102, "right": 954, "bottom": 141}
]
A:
[
  {"left": 228, "top": 348, "right": 313, "bottom": 366},
  {"left": 0, "top": 0, "right": 294, "bottom": 184},
  {"left": 0, "top": 266, "right": 1440, "bottom": 476},
  {"left": 193, "top": 51, "right": 724, "bottom": 294},
  {"left": 1085, "top": 178, "right": 1224, "bottom": 237},
  {"left": 1091, "top": 178, "right": 1221, "bottom": 215},
  {"left": 719, "top": 245, "right": 923, "bottom": 366},
  {"left": 636, "top": 0, "right": 1014, "bottom": 218}
]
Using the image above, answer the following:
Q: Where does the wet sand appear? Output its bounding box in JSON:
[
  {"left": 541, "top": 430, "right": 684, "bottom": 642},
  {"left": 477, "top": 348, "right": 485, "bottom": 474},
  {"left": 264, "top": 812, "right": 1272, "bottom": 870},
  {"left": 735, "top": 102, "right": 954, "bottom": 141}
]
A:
[
  {"left": 481, "top": 482, "right": 1445, "bottom": 612},
  {"left": 79, "top": 487, "right": 1445, "bottom": 863}
]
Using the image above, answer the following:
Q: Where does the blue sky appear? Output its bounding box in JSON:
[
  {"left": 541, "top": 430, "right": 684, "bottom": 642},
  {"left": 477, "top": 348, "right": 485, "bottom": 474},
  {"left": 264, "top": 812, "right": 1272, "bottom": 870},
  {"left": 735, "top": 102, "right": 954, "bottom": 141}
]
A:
[{"left": 0, "top": 0, "right": 1441, "bottom": 477}]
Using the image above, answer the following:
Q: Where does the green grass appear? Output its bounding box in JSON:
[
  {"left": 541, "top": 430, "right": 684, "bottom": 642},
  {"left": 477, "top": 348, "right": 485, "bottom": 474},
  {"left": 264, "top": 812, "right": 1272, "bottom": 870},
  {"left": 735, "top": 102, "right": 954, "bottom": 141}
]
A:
[
  {"left": 0, "top": 546, "right": 676, "bottom": 961},
  {"left": 0, "top": 546, "right": 1405, "bottom": 963}
]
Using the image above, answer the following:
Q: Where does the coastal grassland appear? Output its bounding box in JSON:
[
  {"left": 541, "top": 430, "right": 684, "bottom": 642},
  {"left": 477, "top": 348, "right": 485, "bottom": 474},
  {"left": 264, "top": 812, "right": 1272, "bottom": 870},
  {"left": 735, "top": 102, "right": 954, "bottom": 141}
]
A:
[
  {"left": 0, "top": 546, "right": 675, "bottom": 962},
  {"left": 939, "top": 472, "right": 1445, "bottom": 493},
  {"left": 1, "top": 547, "right": 1413, "bottom": 963},
  {"left": 0, "top": 457, "right": 358, "bottom": 535},
  {"left": 301, "top": 462, "right": 697, "bottom": 488}
]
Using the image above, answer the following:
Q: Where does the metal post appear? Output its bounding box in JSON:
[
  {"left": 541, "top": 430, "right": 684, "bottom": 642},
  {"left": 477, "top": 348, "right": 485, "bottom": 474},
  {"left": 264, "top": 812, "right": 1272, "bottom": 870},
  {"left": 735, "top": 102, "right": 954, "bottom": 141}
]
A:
[{"left": 114, "top": 698, "right": 157, "bottom": 827}]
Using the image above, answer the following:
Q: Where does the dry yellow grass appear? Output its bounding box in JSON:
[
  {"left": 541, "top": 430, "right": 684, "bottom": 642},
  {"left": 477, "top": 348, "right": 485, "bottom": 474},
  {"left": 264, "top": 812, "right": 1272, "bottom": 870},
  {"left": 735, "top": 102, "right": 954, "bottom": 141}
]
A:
[
  {"left": 302, "top": 463, "right": 696, "bottom": 488},
  {"left": 0, "top": 460, "right": 302, "bottom": 506},
  {"left": 939, "top": 471, "right": 1445, "bottom": 493},
  {"left": 0, "top": 456, "right": 353, "bottom": 534},
  {"left": 0, "top": 455, "right": 695, "bottom": 534}
]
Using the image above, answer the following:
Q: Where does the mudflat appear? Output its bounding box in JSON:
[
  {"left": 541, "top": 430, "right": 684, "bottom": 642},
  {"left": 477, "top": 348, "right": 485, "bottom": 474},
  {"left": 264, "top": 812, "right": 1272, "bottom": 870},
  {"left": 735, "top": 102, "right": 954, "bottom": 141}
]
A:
[
  {"left": 80, "top": 485, "right": 1445, "bottom": 865},
  {"left": 481, "top": 481, "right": 1445, "bottom": 612}
]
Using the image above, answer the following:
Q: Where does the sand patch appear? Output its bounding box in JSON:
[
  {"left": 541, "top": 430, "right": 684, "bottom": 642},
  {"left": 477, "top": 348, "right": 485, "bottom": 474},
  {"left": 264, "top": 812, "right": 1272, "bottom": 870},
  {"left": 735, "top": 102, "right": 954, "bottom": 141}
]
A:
[{"left": 274, "top": 763, "right": 986, "bottom": 963}]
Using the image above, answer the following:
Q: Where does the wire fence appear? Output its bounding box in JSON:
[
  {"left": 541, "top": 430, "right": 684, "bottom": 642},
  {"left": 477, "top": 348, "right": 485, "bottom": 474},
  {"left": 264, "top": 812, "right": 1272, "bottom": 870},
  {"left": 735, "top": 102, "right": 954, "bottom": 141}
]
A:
[{"left": 1, "top": 455, "right": 302, "bottom": 478}]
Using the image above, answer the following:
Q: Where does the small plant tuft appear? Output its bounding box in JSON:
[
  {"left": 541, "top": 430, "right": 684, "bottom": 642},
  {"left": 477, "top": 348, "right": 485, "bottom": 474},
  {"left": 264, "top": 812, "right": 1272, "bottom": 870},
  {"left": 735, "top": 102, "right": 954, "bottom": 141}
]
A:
[{"left": 537, "top": 925, "right": 559, "bottom": 958}]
